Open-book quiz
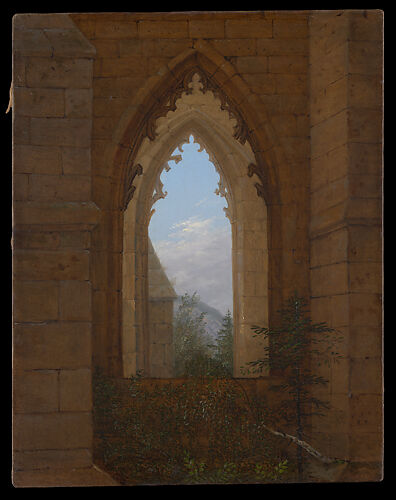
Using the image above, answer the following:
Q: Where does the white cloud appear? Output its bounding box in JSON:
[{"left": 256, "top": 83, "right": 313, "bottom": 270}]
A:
[
  {"left": 153, "top": 216, "right": 232, "bottom": 315},
  {"left": 194, "top": 197, "right": 208, "bottom": 208}
]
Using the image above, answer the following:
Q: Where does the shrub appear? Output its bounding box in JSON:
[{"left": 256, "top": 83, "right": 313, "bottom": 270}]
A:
[{"left": 93, "top": 369, "right": 293, "bottom": 485}]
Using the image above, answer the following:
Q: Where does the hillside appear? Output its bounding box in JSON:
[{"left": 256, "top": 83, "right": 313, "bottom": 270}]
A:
[{"left": 173, "top": 296, "right": 228, "bottom": 341}]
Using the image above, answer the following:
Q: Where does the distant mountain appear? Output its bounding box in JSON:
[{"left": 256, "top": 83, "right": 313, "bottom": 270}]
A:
[{"left": 173, "top": 296, "right": 226, "bottom": 341}]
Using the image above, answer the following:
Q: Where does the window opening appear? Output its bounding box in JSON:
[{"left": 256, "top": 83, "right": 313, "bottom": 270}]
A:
[{"left": 148, "top": 135, "right": 233, "bottom": 377}]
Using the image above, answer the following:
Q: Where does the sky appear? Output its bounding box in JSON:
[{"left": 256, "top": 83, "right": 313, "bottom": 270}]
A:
[{"left": 148, "top": 135, "right": 233, "bottom": 315}]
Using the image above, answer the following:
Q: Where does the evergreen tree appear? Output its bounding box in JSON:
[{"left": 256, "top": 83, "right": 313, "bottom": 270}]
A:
[
  {"left": 213, "top": 310, "right": 234, "bottom": 376},
  {"left": 244, "top": 292, "right": 343, "bottom": 479}
]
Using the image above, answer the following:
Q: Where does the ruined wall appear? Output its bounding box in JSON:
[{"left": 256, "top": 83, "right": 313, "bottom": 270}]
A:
[
  {"left": 11, "top": 10, "right": 383, "bottom": 486},
  {"left": 69, "top": 10, "right": 312, "bottom": 377},
  {"left": 148, "top": 239, "right": 177, "bottom": 377},
  {"left": 309, "top": 10, "right": 383, "bottom": 479},
  {"left": 11, "top": 14, "right": 117, "bottom": 486}
]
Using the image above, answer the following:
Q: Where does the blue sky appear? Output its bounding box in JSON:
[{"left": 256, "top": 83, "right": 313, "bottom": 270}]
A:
[{"left": 149, "top": 135, "right": 233, "bottom": 315}]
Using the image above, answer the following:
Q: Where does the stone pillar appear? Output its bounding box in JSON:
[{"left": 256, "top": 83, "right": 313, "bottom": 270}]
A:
[
  {"left": 12, "top": 13, "right": 117, "bottom": 486},
  {"left": 309, "top": 10, "right": 383, "bottom": 480}
]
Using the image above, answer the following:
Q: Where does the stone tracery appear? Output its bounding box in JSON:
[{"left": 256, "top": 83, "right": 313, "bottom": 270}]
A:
[
  {"left": 122, "top": 64, "right": 268, "bottom": 379},
  {"left": 143, "top": 68, "right": 250, "bottom": 145}
]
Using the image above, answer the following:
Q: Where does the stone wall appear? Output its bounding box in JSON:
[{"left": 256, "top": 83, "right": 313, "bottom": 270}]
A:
[
  {"left": 69, "top": 10, "right": 312, "bottom": 378},
  {"left": 309, "top": 10, "right": 383, "bottom": 479},
  {"left": 11, "top": 10, "right": 383, "bottom": 486},
  {"left": 148, "top": 239, "right": 177, "bottom": 377},
  {"left": 12, "top": 13, "right": 117, "bottom": 487}
]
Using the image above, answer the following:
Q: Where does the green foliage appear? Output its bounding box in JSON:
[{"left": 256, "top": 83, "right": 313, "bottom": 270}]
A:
[
  {"left": 173, "top": 292, "right": 213, "bottom": 377},
  {"left": 211, "top": 309, "right": 234, "bottom": 377},
  {"left": 173, "top": 293, "right": 234, "bottom": 377},
  {"left": 255, "top": 459, "right": 289, "bottom": 481},
  {"left": 243, "top": 292, "right": 343, "bottom": 477},
  {"left": 93, "top": 368, "right": 292, "bottom": 485}
]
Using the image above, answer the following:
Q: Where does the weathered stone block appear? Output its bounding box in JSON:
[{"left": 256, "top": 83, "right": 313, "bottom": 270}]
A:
[
  {"left": 150, "top": 343, "right": 165, "bottom": 366},
  {"left": 13, "top": 13, "right": 77, "bottom": 30},
  {"left": 349, "top": 325, "right": 382, "bottom": 359},
  {"left": 92, "top": 116, "right": 119, "bottom": 140},
  {"left": 13, "top": 448, "right": 92, "bottom": 471},
  {"left": 350, "top": 357, "right": 382, "bottom": 394},
  {"left": 13, "top": 413, "right": 92, "bottom": 451},
  {"left": 59, "top": 231, "right": 91, "bottom": 249},
  {"left": 95, "top": 56, "right": 147, "bottom": 78},
  {"left": 349, "top": 431, "right": 383, "bottom": 462},
  {"left": 13, "top": 174, "right": 29, "bottom": 201},
  {"left": 13, "top": 29, "right": 53, "bottom": 56},
  {"left": 225, "top": 19, "right": 272, "bottom": 38},
  {"left": 28, "top": 174, "right": 91, "bottom": 202},
  {"left": 257, "top": 38, "right": 308, "bottom": 56},
  {"left": 349, "top": 10, "right": 383, "bottom": 41},
  {"left": 348, "top": 108, "right": 382, "bottom": 143},
  {"left": 60, "top": 280, "right": 92, "bottom": 321},
  {"left": 350, "top": 393, "right": 383, "bottom": 432},
  {"left": 330, "top": 294, "right": 350, "bottom": 327},
  {"left": 241, "top": 73, "right": 276, "bottom": 95},
  {"left": 13, "top": 52, "right": 26, "bottom": 86},
  {"left": 189, "top": 20, "right": 225, "bottom": 38},
  {"left": 92, "top": 290, "right": 107, "bottom": 325},
  {"left": 348, "top": 40, "right": 383, "bottom": 75},
  {"left": 259, "top": 94, "right": 308, "bottom": 114},
  {"left": 311, "top": 110, "right": 348, "bottom": 160},
  {"left": 275, "top": 74, "right": 307, "bottom": 95},
  {"left": 13, "top": 231, "right": 60, "bottom": 250},
  {"left": 95, "top": 20, "right": 138, "bottom": 39},
  {"left": 152, "top": 324, "right": 172, "bottom": 344},
  {"left": 26, "top": 58, "right": 93, "bottom": 89},
  {"left": 235, "top": 56, "right": 268, "bottom": 74},
  {"left": 59, "top": 369, "right": 92, "bottom": 412},
  {"left": 348, "top": 225, "right": 382, "bottom": 262},
  {"left": 13, "top": 201, "right": 100, "bottom": 227},
  {"left": 349, "top": 292, "right": 382, "bottom": 327},
  {"left": 273, "top": 19, "right": 308, "bottom": 38},
  {"left": 14, "top": 88, "right": 65, "bottom": 117},
  {"left": 42, "top": 29, "right": 96, "bottom": 58},
  {"left": 13, "top": 145, "right": 62, "bottom": 175},
  {"left": 310, "top": 42, "right": 348, "bottom": 90},
  {"left": 310, "top": 144, "right": 348, "bottom": 192},
  {"left": 346, "top": 198, "right": 382, "bottom": 221},
  {"left": 13, "top": 250, "right": 90, "bottom": 281},
  {"left": 13, "top": 322, "right": 92, "bottom": 370},
  {"left": 13, "top": 116, "right": 30, "bottom": 145},
  {"left": 92, "top": 39, "right": 119, "bottom": 57},
  {"left": 349, "top": 263, "right": 382, "bottom": 294},
  {"left": 310, "top": 202, "right": 347, "bottom": 236},
  {"left": 62, "top": 147, "right": 91, "bottom": 176},
  {"left": 310, "top": 227, "right": 348, "bottom": 268},
  {"left": 13, "top": 370, "right": 58, "bottom": 413},
  {"left": 310, "top": 76, "right": 348, "bottom": 127},
  {"left": 211, "top": 38, "right": 256, "bottom": 56},
  {"left": 13, "top": 280, "right": 59, "bottom": 322},
  {"left": 93, "top": 76, "right": 145, "bottom": 99},
  {"left": 311, "top": 177, "right": 348, "bottom": 215},
  {"left": 65, "top": 89, "right": 93, "bottom": 118},
  {"left": 93, "top": 96, "right": 130, "bottom": 118},
  {"left": 138, "top": 21, "right": 188, "bottom": 39},
  {"left": 349, "top": 73, "right": 382, "bottom": 109},
  {"left": 310, "top": 262, "right": 349, "bottom": 297},
  {"left": 30, "top": 118, "right": 92, "bottom": 148},
  {"left": 268, "top": 55, "right": 308, "bottom": 74}
]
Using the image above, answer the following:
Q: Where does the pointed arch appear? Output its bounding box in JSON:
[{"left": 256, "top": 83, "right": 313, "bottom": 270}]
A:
[
  {"left": 96, "top": 44, "right": 287, "bottom": 377},
  {"left": 120, "top": 68, "right": 270, "bottom": 378},
  {"left": 111, "top": 43, "right": 283, "bottom": 214}
]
